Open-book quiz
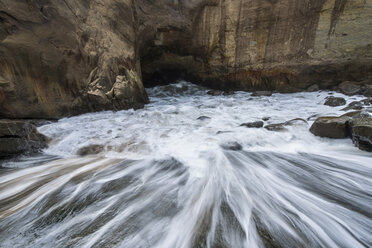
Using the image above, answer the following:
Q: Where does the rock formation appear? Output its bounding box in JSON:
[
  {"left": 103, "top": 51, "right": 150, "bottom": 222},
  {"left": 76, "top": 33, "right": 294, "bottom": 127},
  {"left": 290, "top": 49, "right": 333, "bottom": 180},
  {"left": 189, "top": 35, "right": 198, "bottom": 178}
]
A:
[{"left": 1, "top": 0, "right": 372, "bottom": 118}]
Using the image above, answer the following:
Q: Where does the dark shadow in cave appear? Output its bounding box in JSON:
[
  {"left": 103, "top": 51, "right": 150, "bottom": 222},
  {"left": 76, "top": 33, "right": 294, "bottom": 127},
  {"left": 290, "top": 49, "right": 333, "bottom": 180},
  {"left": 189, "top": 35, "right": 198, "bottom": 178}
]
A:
[{"left": 141, "top": 68, "right": 194, "bottom": 88}]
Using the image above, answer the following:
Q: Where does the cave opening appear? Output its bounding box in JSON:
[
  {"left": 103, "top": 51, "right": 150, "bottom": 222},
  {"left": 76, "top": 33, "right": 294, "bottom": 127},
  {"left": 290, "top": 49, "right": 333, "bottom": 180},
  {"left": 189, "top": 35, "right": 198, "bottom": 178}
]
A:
[{"left": 141, "top": 68, "right": 194, "bottom": 88}]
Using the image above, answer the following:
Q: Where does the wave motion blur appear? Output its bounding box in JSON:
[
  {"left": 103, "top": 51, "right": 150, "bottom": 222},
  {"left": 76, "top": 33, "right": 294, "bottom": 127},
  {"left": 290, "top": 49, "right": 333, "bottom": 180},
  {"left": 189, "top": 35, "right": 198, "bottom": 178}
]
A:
[{"left": 0, "top": 82, "right": 371, "bottom": 248}]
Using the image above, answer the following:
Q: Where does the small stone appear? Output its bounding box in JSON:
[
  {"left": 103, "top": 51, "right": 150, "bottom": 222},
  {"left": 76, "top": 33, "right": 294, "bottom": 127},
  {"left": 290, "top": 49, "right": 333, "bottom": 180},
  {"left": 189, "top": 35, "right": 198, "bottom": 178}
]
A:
[
  {"left": 197, "top": 116, "right": 211, "bottom": 121},
  {"left": 216, "top": 131, "right": 232, "bottom": 135},
  {"left": 252, "top": 91, "right": 272, "bottom": 97},
  {"left": 324, "top": 96, "right": 346, "bottom": 107},
  {"left": 341, "top": 101, "right": 363, "bottom": 111},
  {"left": 264, "top": 123, "right": 288, "bottom": 132},
  {"left": 262, "top": 117, "right": 270, "bottom": 121},
  {"left": 240, "top": 121, "right": 264, "bottom": 128},
  {"left": 207, "top": 90, "right": 223, "bottom": 96},
  {"left": 223, "top": 90, "right": 235, "bottom": 96}
]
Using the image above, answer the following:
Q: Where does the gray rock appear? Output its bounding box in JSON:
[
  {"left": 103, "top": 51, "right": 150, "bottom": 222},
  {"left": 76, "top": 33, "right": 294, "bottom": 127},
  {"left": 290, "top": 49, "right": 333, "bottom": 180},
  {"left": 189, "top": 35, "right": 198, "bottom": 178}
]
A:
[
  {"left": 262, "top": 117, "right": 271, "bottom": 121},
  {"left": 252, "top": 91, "right": 272, "bottom": 97},
  {"left": 341, "top": 101, "right": 363, "bottom": 111},
  {"left": 197, "top": 116, "right": 211, "bottom": 121},
  {"left": 220, "top": 142, "right": 243, "bottom": 151},
  {"left": 240, "top": 121, "right": 264, "bottom": 128},
  {"left": 307, "top": 84, "right": 320, "bottom": 92},
  {"left": 348, "top": 113, "right": 372, "bottom": 152},
  {"left": 324, "top": 96, "right": 346, "bottom": 107},
  {"left": 0, "top": 120, "right": 49, "bottom": 158},
  {"left": 309, "top": 116, "right": 351, "bottom": 139},
  {"left": 264, "top": 123, "right": 288, "bottom": 132},
  {"left": 207, "top": 90, "right": 223, "bottom": 96},
  {"left": 77, "top": 145, "right": 105, "bottom": 156},
  {"left": 338, "top": 81, "right": 362, "bottom": 96}
]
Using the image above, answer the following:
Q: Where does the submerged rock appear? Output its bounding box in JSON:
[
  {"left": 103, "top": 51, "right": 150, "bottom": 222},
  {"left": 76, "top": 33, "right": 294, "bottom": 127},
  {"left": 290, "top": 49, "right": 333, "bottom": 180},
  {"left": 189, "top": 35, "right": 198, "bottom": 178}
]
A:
[
  {"left": 324, "top": 96, "right": 346, "bottom": 107},
  {"left": 310, "top": 116, "right": 351, "bottom": 139},
  {"left": 220, "top": 142, "right": 243, "bottom": 151},
  {"left": 264, "top": 118, "right": 307, "bottom": 132},
  {"left": 77, "top": 145, "right": 105, "bottom": 156},
  {"left": 240, "top": 121, "right": 264, "bottom": 128},
  {"left": 348, "top": 113, "right": 372, "bottom": 151},
  {"left": 207, "top": 90, "right": 223, "bottom": 96},
  {"left": 0, "top": 120, "right": 49, "bottom": 158},
  {"left": 252, "top": 91, "right": 272, "bottom": 97},
  {"left": 197, "top": 116, "right": 211, "bottom": 121},
  {"left": 341, "top": 101, "right": 363, "bottom": 111},
  {"left": 264, "top": 123, "right": 288, "bottom": 132}
]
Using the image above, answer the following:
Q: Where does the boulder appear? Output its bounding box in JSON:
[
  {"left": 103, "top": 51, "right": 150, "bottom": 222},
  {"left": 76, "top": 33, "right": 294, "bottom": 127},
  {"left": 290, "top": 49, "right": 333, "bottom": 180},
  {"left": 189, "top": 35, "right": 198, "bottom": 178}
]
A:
[
  {"left": 310, "top": 116, "right": 351, "bottom": 139},
  {"left": 220, "top": 142, "right": 243, "bottom": 151},
  {"left": 338, "top": 81, "right": 362, "bottom": 96},
  {"left": 207, "top": 90, "right": 223, "bottom": 96},
  {"left": 348, "top": 113, "right": 372, "bottom": 151},
  {"left": 324, "top": 96, "right": 346, "bottom": 107},
  {"left": 77, "top": 145, "right": 105, "bottom": 156},
  {"left": 306, "top": 84, "right": 320, "bottom": 92},
  {"left": 252, "top": 91, "right": 272, "bottom": 97},
  {"left": 0, "top": 120, "right": 49, "bottom": 158},
  {"left": 341, "top": 101, "right": 363, "bottom": 111},
  {"left": 240, "top": 121, "right": 264, "bottom": 128}
]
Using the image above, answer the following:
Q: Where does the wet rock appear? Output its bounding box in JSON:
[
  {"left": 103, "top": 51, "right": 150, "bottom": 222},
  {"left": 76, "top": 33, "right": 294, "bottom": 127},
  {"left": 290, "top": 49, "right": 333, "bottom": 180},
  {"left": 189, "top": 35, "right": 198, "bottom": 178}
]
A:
[
  {"left": 324, "top": 96, "right": 346, "bottom": 107},
  {"left": 223, "top": 90, "right": 235, "bottom": 96},
  {"left": 216, "top": 131, "right": 232, "bottom": 135},
  {"left": 207, "top": 90, "right": 223, "bottom": 96},
  {"left": 197, "top": 116, "right": 211, "bottom": 121},
  {"left": 284, "top": 118, "right": 308, "bottom": 126},
  {"left": 306, "top": 84, "right": 320, "bottom": 92},
  {"left": 264, "top": 123, "right": 288, "bottom": 132},
  {"left": 240, "top": 121, "right": 264, "bottom": 128},
  {"left": 264, "top": 118, "right": 307, "bottom": 132},
  {"left": 348, "top": 113, "right": 372, "bottom": 151},
  {"left": 252, "top": 91, "right": 272, "bottom": 97},
  {"left": 338, "top": 81, "right": 362, "bottom": 96},
  {"left": 363, "top": 86, "right": 372, "bottom": 97},
  {"left": 310, "top": 116, "right": 351, "bottom": 139},
  {"left": 341, "top": 101, "right": 363, "bottom": 111},
  {"left": 77, "top": 145, "right": 105, "bottom": 156},
  {"left": 360, "top": 98, "right": 372, "bottom": 106},
  {"left": 220, "top": 142, "right": 243, "bottom": 151},
  {"left": 262, "top": 117, "right": 271, "bottom": 121},
  {"left": 341, "top": 111, "right": 362, "bottom": 118},
  {"left": 0, "top": 120, "right": 49, "bottom": 158}
]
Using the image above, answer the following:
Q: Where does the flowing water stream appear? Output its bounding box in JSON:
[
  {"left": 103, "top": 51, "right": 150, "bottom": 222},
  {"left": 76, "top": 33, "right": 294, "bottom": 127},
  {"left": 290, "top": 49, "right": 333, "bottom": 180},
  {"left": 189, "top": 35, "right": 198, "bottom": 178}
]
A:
[{"left": 0, "top": 82, "right": 371, "bottom": 248}]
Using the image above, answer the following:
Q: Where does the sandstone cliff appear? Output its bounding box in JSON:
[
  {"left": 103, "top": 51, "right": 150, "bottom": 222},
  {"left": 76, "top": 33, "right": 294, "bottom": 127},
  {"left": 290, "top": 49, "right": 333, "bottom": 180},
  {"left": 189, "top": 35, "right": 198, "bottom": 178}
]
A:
[{"left": 1, "top": 0, "right": 371, "bottom": 118}]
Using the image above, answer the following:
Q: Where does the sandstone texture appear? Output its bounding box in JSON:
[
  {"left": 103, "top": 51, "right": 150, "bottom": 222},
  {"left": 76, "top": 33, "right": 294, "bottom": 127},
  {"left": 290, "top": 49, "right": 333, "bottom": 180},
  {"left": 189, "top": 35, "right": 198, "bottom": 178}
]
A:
[
  {"left": 1, "top": 0, "right": 372, "bottom": 118},
  {"left": 0, "top": 119, "right": 49, "bottom": 158}
]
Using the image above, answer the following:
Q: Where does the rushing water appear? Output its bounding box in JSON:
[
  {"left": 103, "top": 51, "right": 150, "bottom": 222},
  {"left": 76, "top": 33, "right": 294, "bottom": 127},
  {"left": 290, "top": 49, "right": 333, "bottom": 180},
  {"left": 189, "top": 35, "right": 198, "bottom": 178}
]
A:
[{"left": 0, "top": 82, "right": 371, "bottom": 248}]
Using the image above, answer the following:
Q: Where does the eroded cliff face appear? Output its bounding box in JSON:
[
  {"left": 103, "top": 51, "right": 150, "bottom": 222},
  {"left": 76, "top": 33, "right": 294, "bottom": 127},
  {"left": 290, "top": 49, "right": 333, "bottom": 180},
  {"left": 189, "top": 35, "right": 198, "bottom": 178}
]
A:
[
  {"left": 0, "top": 0, "right": 148, "bottom": 118},
  {"left": 0, "top": 0, "right": 371, "bottom": 118},
  {"left": 141, "top": 0, "right": 372, "bottom": 91}
]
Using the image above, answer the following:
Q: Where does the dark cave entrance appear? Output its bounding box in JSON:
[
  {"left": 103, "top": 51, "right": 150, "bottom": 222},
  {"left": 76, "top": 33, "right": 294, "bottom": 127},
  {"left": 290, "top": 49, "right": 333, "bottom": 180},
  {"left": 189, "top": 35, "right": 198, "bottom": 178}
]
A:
[{"left": 141, "top": 68, "right": 194, "bottom": 88}]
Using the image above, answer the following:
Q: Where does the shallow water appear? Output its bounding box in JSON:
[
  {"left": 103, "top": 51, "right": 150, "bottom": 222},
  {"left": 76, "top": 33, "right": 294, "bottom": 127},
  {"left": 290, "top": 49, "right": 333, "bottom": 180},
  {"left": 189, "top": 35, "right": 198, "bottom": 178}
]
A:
[{"left": 0, "top": 82, "right": 371, "bottom": 248}]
